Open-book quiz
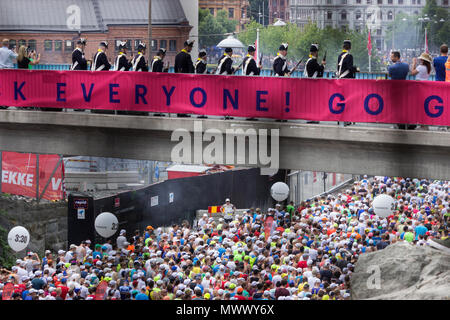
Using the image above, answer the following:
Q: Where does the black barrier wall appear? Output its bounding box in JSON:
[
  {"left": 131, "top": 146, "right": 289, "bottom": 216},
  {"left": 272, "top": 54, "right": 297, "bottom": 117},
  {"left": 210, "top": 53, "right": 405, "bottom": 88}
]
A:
[{"left": 68, "top": 168, "right": 286, "bottom": 244}]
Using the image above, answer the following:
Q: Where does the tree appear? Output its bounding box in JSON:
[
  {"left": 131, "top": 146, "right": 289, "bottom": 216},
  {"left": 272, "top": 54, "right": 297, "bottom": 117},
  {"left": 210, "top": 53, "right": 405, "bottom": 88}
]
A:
[
  {"left": 238, "top": 21, "right": 384, "bottom": 72},
  {"left": 248, "top": 0, "right": 269, "bottom": 26},
  {"left": 198, "top": 9, "right": 238, "bottom": 48},
  {"left": 421, "top": 0, "right": 449, "bottom": 52}
]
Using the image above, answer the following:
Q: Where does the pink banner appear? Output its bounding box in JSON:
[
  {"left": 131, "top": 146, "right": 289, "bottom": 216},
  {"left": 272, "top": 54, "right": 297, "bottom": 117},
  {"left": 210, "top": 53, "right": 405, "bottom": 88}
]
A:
[{"left": 0, "top": 69, "right": 449, "bottom": 125}]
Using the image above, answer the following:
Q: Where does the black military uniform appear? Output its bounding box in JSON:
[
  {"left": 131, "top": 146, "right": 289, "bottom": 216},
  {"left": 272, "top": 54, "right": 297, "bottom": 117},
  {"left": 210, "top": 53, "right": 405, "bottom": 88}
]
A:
[
  {"left": 216, "top": 48, "right": 235, "bottom": 75},
  {"left": 195, "top": 50, "right": 208, "bottom": 74},
  {"left": 115, "top": 42, "right": 132, "bottom": 71},
  {"left": 91, "top": 41, "right": 111, "bottom": 71},
  {"left": 71, "top": 38, "right": 88, "bottom": 70},
  {"left": 151, "top": 48, "right": 169, "bottom": 73},
  {"left": 304, "top": 44, "right": 325, "bottom": 78},
  {"left": 132, "top": 43, "right": 148, "bottom": 72},
  {"left": 174, "top": 40, "right": 195, "bottom": 73},
  {"left": 273, "top": 43, "right": 290, "bottom": 76},
  {"left": 337, "top": 40, "right": 358, "bottom": 79},
  {"left": 91, "top": 41, "right": 114, "bottom": 114},
  {"left": 243, "top": 45, "right": 260, "bottom": 76}
]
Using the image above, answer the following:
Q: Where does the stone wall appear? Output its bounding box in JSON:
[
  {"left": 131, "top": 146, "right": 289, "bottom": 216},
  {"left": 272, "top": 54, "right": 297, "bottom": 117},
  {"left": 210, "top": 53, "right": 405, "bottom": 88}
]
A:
[{"left": 0, "top": 195, "right": 67, "bottom": 264}]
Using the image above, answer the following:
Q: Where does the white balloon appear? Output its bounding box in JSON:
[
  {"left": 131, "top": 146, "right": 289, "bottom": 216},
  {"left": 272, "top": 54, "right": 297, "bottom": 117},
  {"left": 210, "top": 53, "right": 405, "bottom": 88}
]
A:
[
  {"left": 271, "top": 182, "right": 290, "bottom": 202},
  {"left": 95, "top": 212, "right": 119, "bottom": 238},
  {"left": 7, "top": 226, "right": 30, "bottom": 252},
  {"left": 372, "top": 194, "right": 395, "bottom": 218}
]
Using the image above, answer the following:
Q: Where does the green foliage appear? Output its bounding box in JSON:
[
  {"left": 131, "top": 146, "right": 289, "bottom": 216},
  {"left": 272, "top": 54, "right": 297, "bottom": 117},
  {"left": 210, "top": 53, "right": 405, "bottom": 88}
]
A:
[
  {"left": 248, "top": 0, "right": 268, "bottom": 25},
  {"left": 199, "top": 8, "right": 238, "bottom": 48},
  {"left": 238, "top": 21, "right": 384, "bottom": 72},
  {"left": 421, "top": 0, "right": 450, "bottom": 51},
  {"left": 0, "top": 225, "right": 15, "bottom": 269}
]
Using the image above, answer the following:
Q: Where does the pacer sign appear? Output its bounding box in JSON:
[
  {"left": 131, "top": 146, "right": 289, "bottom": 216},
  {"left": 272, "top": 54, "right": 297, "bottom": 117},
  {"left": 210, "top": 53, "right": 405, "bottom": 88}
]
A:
[
  {"left": 0, "top": 69, "right": 449, "bottom": 125},
  {"left": 1, "top": 152, "right": 64, "bottom": 201}
]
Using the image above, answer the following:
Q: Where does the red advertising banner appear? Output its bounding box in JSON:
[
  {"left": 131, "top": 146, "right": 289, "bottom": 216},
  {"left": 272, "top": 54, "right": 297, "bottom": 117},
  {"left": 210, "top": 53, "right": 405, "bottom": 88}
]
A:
[
  {"left": 95, "top": 280, "right": 108, "bottom": 300},
  {"left": 1, "top": 152, "right": 64, "bottom": 201},
  {"left": 2, "top": 283, "right": 14, "bottom": 300},
  {"left": 0, "top": 69, "right": 449, "bottom": 125}
]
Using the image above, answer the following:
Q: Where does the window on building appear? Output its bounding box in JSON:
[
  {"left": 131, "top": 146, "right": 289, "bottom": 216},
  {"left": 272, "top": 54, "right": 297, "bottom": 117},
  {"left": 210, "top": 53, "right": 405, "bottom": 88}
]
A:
[
  {"left": 376, "top": 39, "right": 382, "bottom": 50},
  {"left": 341, "top": 10, "right": 347, "bottom": 20},
  {"left": 209, "top": 8, "right": 214, "bottom": 15},
  {"left": 377, "top": 28, "right": 382, "bottom": 35},
  {"left": 54, "top": 40, "right": 62, "bottom": 51},
  {"left": 378, "top": 0, "right": 383, "bottom": 4},
  {"left": 342, "top": 0, "right": 347, "bottom": 4},
  {"left": 28, "top": 40, "right": 36, "bottom": 51},
  {"left": 134, "top": 39, "right": 142, "bottom": 50},
  {"left": 160, "top": 40, "right": 167, "bottom": 50},
  {"left": 18, "top": 39, "right": 27, "bottom": 48},
  {"left": 152, "top": 40, "right": 157, "bottom": 51},
  {"left": 398, "top": 0, "right": 403, "bottom": 4},
  {"left": 65, "top": 40, "right": 73, "bottom": 51},
  {"left": 443, "top": 0, "right": 448, "bottom": 5},
  {"left": 229, "top": 8, "right": 234, "bottom": 19},
  {"left": 44, "top": 40, "right": 53, "bottom": 51},
  {"left": 126, "top": 40, "right": 132, "bottom": 50},
  {"left": 9, "top": 40, "right": 16, "bottom": 50},
  {"left": 367, "top": 0, "right": 372, "bottom": 3},
  {"left": 169, "top": 40, "right": 177, "bottom": 51},
  {"left": 327, "top": 11, "right": 332, "bottom": 20},
  {"left": 388, "top": 0, "right": 393, "bottom": 3},
  {"left": 378, "top": 10, "right": 383, "bottom": 20},
  {"left": 327, "top": 0, "right": 332, "bottom": 4},
  {"left": 356, "top": 11, "right": 362, "bottom": 20},
  {"left": 356, "top": 0, "right": 361, "bottom": 3},
  {"left": 388, "top": 11, "right": 393, "bottom": 20}
]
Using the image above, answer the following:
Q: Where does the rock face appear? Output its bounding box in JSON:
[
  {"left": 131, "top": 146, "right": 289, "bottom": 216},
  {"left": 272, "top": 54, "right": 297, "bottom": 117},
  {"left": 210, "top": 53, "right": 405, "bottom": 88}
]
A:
[
  {"left": 0, "top": 196, "right": 67, "bottom": 260},
  {"left": 351, "top": 241, "right": 450, "bottom": 300}
]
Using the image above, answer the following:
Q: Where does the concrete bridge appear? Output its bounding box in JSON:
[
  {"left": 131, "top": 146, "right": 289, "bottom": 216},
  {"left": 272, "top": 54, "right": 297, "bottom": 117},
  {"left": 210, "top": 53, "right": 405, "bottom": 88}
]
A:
[{"left": 0, "top": 110, "right": 449, "bottom": 180}]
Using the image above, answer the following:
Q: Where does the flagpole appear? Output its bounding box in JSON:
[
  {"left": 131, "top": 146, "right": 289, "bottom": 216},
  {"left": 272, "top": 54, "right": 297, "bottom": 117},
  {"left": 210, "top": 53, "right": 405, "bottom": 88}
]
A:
[{"left": 256, "top": 28, "right": 260, "bottom": 65}]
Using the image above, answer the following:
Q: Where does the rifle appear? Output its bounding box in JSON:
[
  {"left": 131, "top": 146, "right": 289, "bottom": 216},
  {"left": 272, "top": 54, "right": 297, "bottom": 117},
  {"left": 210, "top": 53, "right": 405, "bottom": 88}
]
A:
[
  {"left": 232, "top": 59, "right": 245, "bottom": 75},
  {"left": 288, "top": 57, "right": 305, "bottom": 76},
  {"left": 259, "top": 52, "right": 263, "bottom": 67},
  {"left": 323, "top": 51, "right": 327, "bottom": 62}
]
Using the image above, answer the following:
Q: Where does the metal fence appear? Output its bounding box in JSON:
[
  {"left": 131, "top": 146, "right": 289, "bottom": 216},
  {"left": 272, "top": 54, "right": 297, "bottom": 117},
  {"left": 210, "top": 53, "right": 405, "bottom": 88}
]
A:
[
  {"left": 18, "top": 64, "right": 434, "bottom": 81},
  {"left": 288, "top": 171, "right": 354, "bottom": 205}
]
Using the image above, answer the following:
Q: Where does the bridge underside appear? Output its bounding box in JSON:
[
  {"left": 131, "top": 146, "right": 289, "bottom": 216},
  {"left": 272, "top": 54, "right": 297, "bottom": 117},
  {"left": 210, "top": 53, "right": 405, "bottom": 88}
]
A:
[{"left": 0, "top": 111, "right": 449, "bottom": 180}]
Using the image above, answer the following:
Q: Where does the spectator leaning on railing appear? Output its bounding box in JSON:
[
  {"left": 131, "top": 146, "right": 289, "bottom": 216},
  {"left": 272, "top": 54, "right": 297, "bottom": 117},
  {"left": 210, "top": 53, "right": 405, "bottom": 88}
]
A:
[
  {"left": 411, "top": 53, "right": 432, "bottom": 81},
  {"left": 433, "top": 44, "right": 448, "bottom": 82},
  {"left": 0, "top": 39, "right": 18, "bottom": 109}
]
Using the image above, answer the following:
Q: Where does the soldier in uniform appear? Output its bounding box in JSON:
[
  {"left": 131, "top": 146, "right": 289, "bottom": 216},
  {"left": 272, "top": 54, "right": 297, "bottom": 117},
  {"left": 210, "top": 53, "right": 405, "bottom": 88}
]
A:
[
  {"left": 216, "top": 47, "right": 235, "bottom": 75},
  {"left": 70, "top": 38, "right": 88, "bottom": 112},
  {"left": 273, "top": 43, "right": 290, "bottom": 76},
  {"left": 132, "top": 42, "right": 148, "bottom": 72},
  {"left": 336, "top": 40, "right": 359, "bottom": 126},
  {"left": 195, "top": 50, "right": 208, "bottom": 74},
  {"left": 71, "top": 38, "right": 87, "bottom": 70},
  {"left": 91, "top": 41, "right": 111, "bottom": 71},
  {"left": 174, "top": 40, "right": 195, "bottom": 73},
  {"left": 175, "top": 40, "right": 195, "bottom": 117},
  {"left": 243, "top": 45, "right": 261, "bottom": 76},
  {"left": 91, "top": 41, "right": 114, "bottom": 114},
  {"left": 337, "top": 40, "right": 359, "bottom": 79},
  {"left": 114, "top": 41, "right": 132, "bottom": 71},
  {"left": 304, "top": 44, "right": 325, "bottom": 78},
  {"left": 151, "top": 48, "right": 169, "bottom": 73}
]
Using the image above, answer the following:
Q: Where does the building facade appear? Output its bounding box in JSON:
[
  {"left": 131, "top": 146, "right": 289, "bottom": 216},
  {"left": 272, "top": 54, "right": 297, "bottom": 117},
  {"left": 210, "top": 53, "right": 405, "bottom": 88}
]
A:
[
  {"left": 199, "top": 0, "right": 250, "bottom": 31},
  {"left": 289, "top": 0, "right": 449, "bottom": 51},
  {"left": 269, "top": 0, "right": 291, "bottom": 24},
  {"left": 0, "top": 0, "right": 194, "bottom": 65}
]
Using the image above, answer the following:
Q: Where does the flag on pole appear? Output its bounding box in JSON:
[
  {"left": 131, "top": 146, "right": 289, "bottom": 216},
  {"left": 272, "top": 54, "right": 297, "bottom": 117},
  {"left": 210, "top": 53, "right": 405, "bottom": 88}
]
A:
[
  {"left": 367, "top": 29, "right": 372, "bottom": 56},
  {"left": 424, "top": 28, "right": 429, "bottom": 53}
]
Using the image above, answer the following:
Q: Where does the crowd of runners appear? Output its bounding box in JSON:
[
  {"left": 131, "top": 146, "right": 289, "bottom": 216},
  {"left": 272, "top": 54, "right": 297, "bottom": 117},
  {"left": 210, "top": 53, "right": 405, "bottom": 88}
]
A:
[{"left": 0, "top": 176, "right": 448, "bottom": 300}]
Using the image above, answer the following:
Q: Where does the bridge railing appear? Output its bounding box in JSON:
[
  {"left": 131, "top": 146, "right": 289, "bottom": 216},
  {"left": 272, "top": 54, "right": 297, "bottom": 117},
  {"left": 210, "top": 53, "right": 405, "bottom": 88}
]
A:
[{"left": 20, "top": 64, "right": 434, "bottom": 81}]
